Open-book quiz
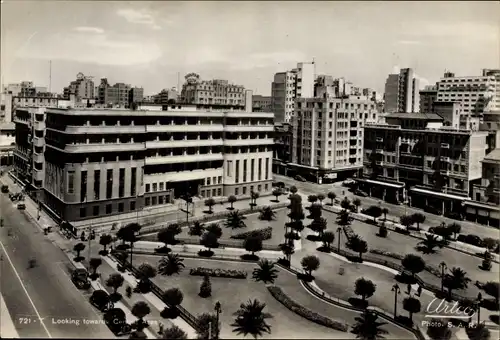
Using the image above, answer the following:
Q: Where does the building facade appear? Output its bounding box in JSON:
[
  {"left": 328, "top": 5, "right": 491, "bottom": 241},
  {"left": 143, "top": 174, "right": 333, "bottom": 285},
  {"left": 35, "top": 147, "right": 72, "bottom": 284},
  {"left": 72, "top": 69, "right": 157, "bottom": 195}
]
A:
[
  {"left": 153, "top": 88, "right": 178, "bottom": 104},
  {"left": 252, "top": 95, "right": 272, "bottom": 112},
  {"left": 40, "top": 103, "right": 273, "bottom": 224},
  {"left": 0, "top": 122, "right": 15, "bottom": 166},
  {"left": 290, "top": 95, "right": 378, "bottom": 183},
  {"left": 272, "top": 123, "right": 292, "bottom": 175},
  {"left": 384, "top": 68, "right": 419, "bottom": 113},
  {"left": 129, "top": 87, "right": 144, "bottom": 106},
  {"left": 271, "top": 62, "right": 315, "bottom": 123},
  {"left": 419, "top": 85, "right": 438, "bottom": 113},
  {"left": 361, "top": 113, "right": 488, "bottom": 216},
  {"left": 180, "top": 74, "right": 246, "bottom": 107},
  {"left": 63, "top": 73, "right": 95, "bottom": 101},
  {"left": 436, "top": 70, "right": 499, "bottom": 117}
]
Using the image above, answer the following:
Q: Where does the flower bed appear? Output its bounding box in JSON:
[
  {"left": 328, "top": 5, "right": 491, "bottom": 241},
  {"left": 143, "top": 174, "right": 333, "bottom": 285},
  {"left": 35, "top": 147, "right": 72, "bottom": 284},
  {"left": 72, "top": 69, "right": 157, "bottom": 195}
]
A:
[
  {"left": 267, "top": 286, "right": 349, "bottom": 332},
  {"left": 189, "top": 267, "right": 247, "bottom": 279},
  {"left": 230, "top": 226, "right": 273, "bottom": 240},
  {"left": 369, "top": 249, "right": 441, "bottom": 277}
]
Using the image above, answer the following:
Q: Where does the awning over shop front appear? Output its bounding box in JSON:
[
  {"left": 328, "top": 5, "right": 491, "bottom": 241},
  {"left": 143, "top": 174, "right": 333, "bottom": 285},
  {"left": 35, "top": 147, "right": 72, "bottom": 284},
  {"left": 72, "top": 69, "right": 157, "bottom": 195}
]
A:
[
  {"left": 410, "top": 187, "right": 471, "bottom": 201},
  {"left": 358, "top": 178, "right": 404, "bottom": 189},
  {"left": 464, "top": 200, "right": 500, "bottom": 212}
]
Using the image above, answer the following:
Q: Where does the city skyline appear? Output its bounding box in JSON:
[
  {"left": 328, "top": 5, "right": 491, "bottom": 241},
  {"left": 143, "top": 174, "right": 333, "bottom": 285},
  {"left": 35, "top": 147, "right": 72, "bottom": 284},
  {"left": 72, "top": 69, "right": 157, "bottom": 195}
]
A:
[{"left": 1, "top": 1, "right": 499, "bottom": 95}]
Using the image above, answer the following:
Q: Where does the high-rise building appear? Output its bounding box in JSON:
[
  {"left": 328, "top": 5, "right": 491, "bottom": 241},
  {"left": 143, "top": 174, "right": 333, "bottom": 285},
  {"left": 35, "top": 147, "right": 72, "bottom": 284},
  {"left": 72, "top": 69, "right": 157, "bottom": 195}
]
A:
[
  {"left": 129, "top": 87, "right": 144, "bottom": 106},
  {"left": 419, "top": 85, "right": 438, "bottom": 113},
  {"left": 36, "top": 103, "right": 273, "bottom": 227},
  {"left": 435, "top": 70, "right": 500, "bottom": 117},
  {"left": 153, "top": 88, "right": 178, "bottom": 104},
  {"left": 271, "top": 62, "right": 315, "bottom": 123},
  {"left": 180, "top": 73, "right": 246, "bottom": 106},
  {"left": 96, "top": 79, "right": 137, "bottom": 107},
  {"left": 63, "top": 73, "right": 95, "bottom": 101},
  {"left": 384, "top": 68, "right": 419, "bottom": 113},
  {"left": 290, "top": 94, "right": 378, "bottom": 183},
  {"left": 252, "top": 95, "right": 272, "bottom": 112}
]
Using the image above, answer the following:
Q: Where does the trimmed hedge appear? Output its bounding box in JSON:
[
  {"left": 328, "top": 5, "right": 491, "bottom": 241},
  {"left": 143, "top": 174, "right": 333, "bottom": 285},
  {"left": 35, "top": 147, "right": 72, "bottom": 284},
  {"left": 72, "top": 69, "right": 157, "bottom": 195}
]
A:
[
  {"left": 267, "top": 286, "right": 348, "bottom": 332},
  {"left": 189, "top": 267, "right": 247, "bottom": 279},
  {"left": 230, "top": 227, "right": 272, "bottom": 240},
  {"left": 370, "top": 249, "right": 442, "bottom": 277}
]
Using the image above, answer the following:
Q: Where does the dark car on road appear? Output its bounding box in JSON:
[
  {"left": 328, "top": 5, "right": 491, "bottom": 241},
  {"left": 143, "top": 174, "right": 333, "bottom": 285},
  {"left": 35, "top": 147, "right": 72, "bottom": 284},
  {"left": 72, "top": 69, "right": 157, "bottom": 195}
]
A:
[
  {"left": 1, "top": 185, "right": 8, "bottom": 193},
  {"left": 90, "top": 290, "right": 112, "bottom": 312},
  {"left": 17, "top": 203, "right": 26, "bottom": 210},
  {"left": 354, "top": 189, "right": 368, "bottom": 197},
  {"left": 294, "top": 175, "right": 307, "bottom": 182},
  {"left": 104, "top": 308, "right": 131, "bottom": 335},
  {"left": 71, "top": 268, "right": 91, "bottom": 289}
]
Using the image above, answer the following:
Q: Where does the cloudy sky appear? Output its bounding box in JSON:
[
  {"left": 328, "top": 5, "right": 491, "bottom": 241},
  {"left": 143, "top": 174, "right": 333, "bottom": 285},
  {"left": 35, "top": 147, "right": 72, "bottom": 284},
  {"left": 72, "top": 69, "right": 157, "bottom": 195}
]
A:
[{"left": 1, "top": 1, "right": 499, "bottom": 95}]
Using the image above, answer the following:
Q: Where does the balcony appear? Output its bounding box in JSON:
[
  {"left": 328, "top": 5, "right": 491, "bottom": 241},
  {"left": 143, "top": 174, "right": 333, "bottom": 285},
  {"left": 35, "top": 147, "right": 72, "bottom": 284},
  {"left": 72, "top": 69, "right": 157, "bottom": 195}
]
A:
[
  {"left": 224, "top": 138, "right": 274, "bottom": 146},
  {"left": 376, "top": 137, "right": 384, "bottom": 142},
  {"left": 224, "top": 125, "right": 274, "bottom": 133},
  {"left": 440, "top": 169, "right": 450, "bottom": 176},
  {"left": 376, "top": 161, "right": 384, "bottom": 166},
  {"left": 33, "top": 168, "right": 44, "bottom": 181},
  {"left": 34, "top": 121, "right": 46, "bottom": 131},
  {"left": 65, "top": 125, "right": 145, "bottom": 134},
  {"left": 145, "top": 153, "right": 224, "bottom": 165},
  {"left": 33, "top": 137, "right": 44, "bottom": 147},
  {"left": 350, "top": 136, "right": 358, "bottom": 140},
  {"left": 146, "top": 139, "right": 223, "bottom": 149},
  {"left": 50, "top": 142, "right": 146, "bottom": 153},
  {"left": 376, "top": 149, "right": 384, "bottom": 154},
  {"left": 147, "top": 124, "right": 223, "bottom": 133},
  {"left": 441, "top": 143, "right": 450, "bottom": 149},
  {"left": 33, "top": 152, "right": 44, "bottom": 163},
  {"left": 440, "top": 156, "right": 451, "bottom": 162}
]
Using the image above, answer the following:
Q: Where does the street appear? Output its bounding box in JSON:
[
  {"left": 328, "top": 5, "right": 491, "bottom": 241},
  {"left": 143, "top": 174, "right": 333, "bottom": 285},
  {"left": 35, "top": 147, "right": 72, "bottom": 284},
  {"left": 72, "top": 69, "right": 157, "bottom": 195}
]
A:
[
  {"left": 274, "top": 174, "right": 500, "bottom": 240},
  {"left": 0, "top": 193, "right": 115, "bottom": 338}
]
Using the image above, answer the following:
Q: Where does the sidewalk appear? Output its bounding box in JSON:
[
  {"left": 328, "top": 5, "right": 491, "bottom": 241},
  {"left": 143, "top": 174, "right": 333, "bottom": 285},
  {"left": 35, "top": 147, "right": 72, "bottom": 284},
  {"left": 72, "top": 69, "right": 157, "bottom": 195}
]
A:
[{"left": 0, "top": 293, "right": 19, "bottom": 338}]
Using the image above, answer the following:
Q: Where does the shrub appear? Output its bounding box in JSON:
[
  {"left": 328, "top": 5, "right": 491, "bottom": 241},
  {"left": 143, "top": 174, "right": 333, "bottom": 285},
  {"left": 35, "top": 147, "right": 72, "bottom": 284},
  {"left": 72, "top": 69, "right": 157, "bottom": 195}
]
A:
[
  {"left": 199, "top": 275, "right": 212, "bottom": 298},
  {"left": 378, "top": 225, "right": 388, "bottom": 237},
  {"left": 394, "top": 227, "right": 410, "bottom": 235},
  {"left": 230, "top": 227, "right": 273, "bottom": 240},
  {"left": 189, "top": 267, "right": 247, "bottom": 279},
  {"left": 197, "top": 249, "right": 214, "bottom": 258},
  {"left": 267, "top": 286, "right": 348, "bottom": 332},
  {"left": 370, "top": 249, "right": 441, "bottom": 277}
]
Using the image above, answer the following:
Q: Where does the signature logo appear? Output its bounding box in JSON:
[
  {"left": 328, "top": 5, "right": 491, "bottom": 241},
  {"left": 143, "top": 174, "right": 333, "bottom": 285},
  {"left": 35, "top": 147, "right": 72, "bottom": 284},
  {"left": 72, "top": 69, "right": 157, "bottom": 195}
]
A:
[{"left": 425, "top": 298, "right": 475, "bottom": 319}]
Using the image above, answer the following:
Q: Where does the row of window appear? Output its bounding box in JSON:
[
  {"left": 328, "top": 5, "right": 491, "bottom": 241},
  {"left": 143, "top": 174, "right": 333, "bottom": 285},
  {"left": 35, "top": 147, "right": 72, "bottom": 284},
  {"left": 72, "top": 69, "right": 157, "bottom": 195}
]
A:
[
  {"left": 233, "top": 183, "right": 269, "bottom": 196},
  {"left": 145, "top": 195, "right": 171, "bottom": 207},
  {"left": 230, "top": 158, "right": 270, "bottom": 184},
  {"left": 79, "top": 200, "right": 136, "bottom": 218}
]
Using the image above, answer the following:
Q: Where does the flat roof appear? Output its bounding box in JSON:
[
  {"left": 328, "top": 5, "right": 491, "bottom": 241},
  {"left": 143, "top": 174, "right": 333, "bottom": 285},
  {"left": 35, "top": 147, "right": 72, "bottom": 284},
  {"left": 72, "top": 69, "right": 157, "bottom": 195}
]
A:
[
  {"left": 410, "top": 187, "right": 471, "bottom": 201},
  {"left": 385, "top": 112, "right": 444, "bottom": 120},
  {"left": 358, "top": 178, "right": 404, "bottom": 189}
]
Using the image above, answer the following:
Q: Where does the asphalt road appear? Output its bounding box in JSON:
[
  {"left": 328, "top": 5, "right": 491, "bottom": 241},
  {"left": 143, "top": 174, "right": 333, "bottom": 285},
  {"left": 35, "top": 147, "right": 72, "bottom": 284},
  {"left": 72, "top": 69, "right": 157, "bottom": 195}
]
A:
[
  {"left": 274, "top": 174, "right": 500, "bottom": 240},
  {"left": 0, "top": 194, "right": 115, "bottom": 338}
]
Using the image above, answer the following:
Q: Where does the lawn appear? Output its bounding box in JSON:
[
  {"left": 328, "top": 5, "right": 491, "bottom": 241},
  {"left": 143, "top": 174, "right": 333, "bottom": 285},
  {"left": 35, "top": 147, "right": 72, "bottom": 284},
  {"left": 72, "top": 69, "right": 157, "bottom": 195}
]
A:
[
  {"left": 133, "top": 254, "right": 352, "bottom": 339},
  {"left": 320, "top": 209, "right": 499, "bottom": 299}
]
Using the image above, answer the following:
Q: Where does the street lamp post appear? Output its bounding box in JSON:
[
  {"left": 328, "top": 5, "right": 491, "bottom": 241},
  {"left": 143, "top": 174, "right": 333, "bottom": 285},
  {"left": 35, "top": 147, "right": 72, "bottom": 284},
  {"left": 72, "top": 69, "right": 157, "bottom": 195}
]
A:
[
  {"left": 214, "top": 301, "right": 221, "bottom": 340},
  {"left": 477, "top": 293, "right": 482, "bottom": 324},
  {"left": 336, "top": 227, "right": 342, "bottom": 252},
  {"left": 391, "top": 284, "right": 400, "bottom": 318},
  {"left": 439, "top": 262, "right": 447, "bottom": 293}
]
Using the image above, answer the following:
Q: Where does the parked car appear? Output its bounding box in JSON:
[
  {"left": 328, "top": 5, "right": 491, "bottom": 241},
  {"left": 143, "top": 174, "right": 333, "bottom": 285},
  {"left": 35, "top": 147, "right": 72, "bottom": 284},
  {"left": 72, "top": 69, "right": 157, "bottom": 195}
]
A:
[
  {"left": 444, "top": 211, "right": 464, "bottom": 221},
  {"left": 89, "top": 290, "right": 112, "bottom": 312},
  {"left": 354, "top": 189, "right": 368, "bottom": 197},
  {"left": 17, "top": 203, "right": 26, "bottom": 210},
  {"left": 104, "top": 308, "right": 131, "bottom": 335},
  {"left": 294, "top": 175, "right": 307, "bottom": 182},
  {"left": 1, "top": 185, "right": 9, "bottom": 193},
  {"left": 71, "top": 268, "right": 91, "bottom": 289},
  {"left": 342, "top": 179, "right": 356, "bottom": 187},
  {"left": 424, "top": 205, "right": 442, "bottom": 216}
]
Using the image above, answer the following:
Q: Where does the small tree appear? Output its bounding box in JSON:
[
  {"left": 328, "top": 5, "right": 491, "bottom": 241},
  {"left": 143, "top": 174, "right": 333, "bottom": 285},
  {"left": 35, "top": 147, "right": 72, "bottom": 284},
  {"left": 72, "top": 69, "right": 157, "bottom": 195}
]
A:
[
  {"left": 205, "top": 223, "right": 223, "bottom": 238},
  {"left": 204, "top": 198, "right": 216, "bottom": 213},
  {"left": 447, "top": 223, "right": 462, "bottom": 239},
  {"left": 352, "top": 198, "right": 361, "bottom": 213},
  {"left": 199, "top": 274, "right": 212, "bottom": 298},
  {"left": 466, "top": 322, "right": 491, "bottom": 340},
  {"left": 189, "top": 221, "right": 204, "bottom": 236},
  {"left": 243, "top": 236, "right": 263, "bottom": 260},
  {"left": 289, "top": 186, "right": 298, "bottom": 194},
  {"left": 301, "top": 255, "right": 320, "bottom": 276},
  {"left": 106, "top": 273, "right": 125, "bottom": 295},
  {"left": 426, "top": 318, "right": 452, "bottom": 340},
  {"left": 89, "top": 257, "right": 102, "bottom": 278},
  {"left": 401, "top": 254, "right": 426, "bottom": 278},
  {"left": 411, "top": 213, "right": 426, "bottom": 231},
  {"left": 162, "top": 325, "right": 187, "bottom": 339},
  {"left": 200, "top": 232, "right": 219, "bottom": 252},
  {"left": 250, "top": 191, "right": 260, "bottom": 209},
  {"left": 346, "top": 234, "right": 368, "bottom": 260},
  {"left": 158, "top": 225, "right": 181, "bottom": 249},
  {"left": 309, "top": 217, "right": 327, "bottom": 238},
  {"left": 227, "top": 195, "right": 237, "bottom": 210},
  {"left": 259, "top": 206, "right": 276, "bottom": 221},
  {"left": 73, "top": 242, "right": 86, "bottom": 260},
  {"left": 341, "top": 197, "right": 351, "bottom": 210},
  {"left": 403, "top": 297, "right": 421, "bottom": 323},
  {"left": 354, "top": 277, "right": 376, "bottom": 302},
  {"left": 317, "top": 194, "right": 325, "bottom": 205},
  {"left": 321, "top": 231, "right": 335, "bottom": 249},
  {"left": 99, "top": 234, "right": 113, "bottom": 254},
  {"left": 131, "top": 301, "right": 151, "bottom": 331},
  {"left": 161, "top": 288, "right": 184, "bottom": 318},
  {"left": 308, "top": 195, "right": 318, "bottom": 204},
  {"left": 327, "top": 191, "right": 336, "bottom": 205},
  {"left": 137, "top": 263, "right": 157, "bottom": 292},
  {"left": 272, "top": 189, "right": 283, "bottom": 202},
  {"left": 482, "top": 281, "right": 499, "bottom": 304},
  {"left": 400, "top": 215, "right": 414, "bottom": 230},
  {"left": 196, "top": 313, "right": 218, "bottom": 339}
]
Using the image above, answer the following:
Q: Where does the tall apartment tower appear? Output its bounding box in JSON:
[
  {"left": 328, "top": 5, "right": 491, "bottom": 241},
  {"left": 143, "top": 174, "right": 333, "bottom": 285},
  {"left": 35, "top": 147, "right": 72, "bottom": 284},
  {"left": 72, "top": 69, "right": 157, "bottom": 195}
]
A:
[
  {"left": 384, "top": 68, "right": 419, "bottom": 113},
  {"left": 271, "top": 62, "right": 315, "bottom": 123},
  {"left": 63, "top": 73, "right": 95, "bottom": 101},
  {"left": 419, "top": 85, "right": 438, "bottom": 113}
]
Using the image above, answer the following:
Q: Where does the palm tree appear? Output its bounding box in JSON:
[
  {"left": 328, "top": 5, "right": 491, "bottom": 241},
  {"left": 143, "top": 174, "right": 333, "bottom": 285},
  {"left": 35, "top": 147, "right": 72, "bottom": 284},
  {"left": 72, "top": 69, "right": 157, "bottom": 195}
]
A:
[
  {"left": 158, "top": 253, "right": 185, "bottom": 276},
  {"left": 351, "top": 310, "right": 388, "bottom": 340},
  {"left": 417, "top": 234, "right": 441, "bottom": 253},
  {"left": 259, "top": 207, "right": 276, "bottom": 221},
  {"left": 411, "top": 213, "right": 426, "bottom": 231},
  {"left": 327, "top": 191, "right": 336, "bottom": 206},
  {"left": 131, "top": 301, "right": 151, "bottom": 331},
  {"left": 162, "top": 325, "right": 187, "bottom": 339},
  {"left": 402, "top": 297, "right": 421, "bottom": 323},
  {"left": 106, "top": 273, "right": 125, "bottom": 295},
  {"left": 401, "top": 254, "right": 426, "bottom": 278},
  {"left": 354, "top": 277, "right": 376, "bottom": 303},
  {"left": 225, "top": 211, "right": 246, "bottom": 229},
  {"left": 272, "top": 188, "right": 283, "bottom": 202},
  {"left": 353, "top": 198, "right": 361, "bottom": 213},
  {"left": 443, "top": 267, "right": 471, "bottom": 299},
  {"left": 252, "top": 259, "right": 279, "bottom": 284},
  {"left": 321, "top": 231, "right": 335, "bottom": 249},
  {"left": 381, "top": 208, "right": 389, "bottom": 221},
  {"left": 99, "top": 234, "right": 113, "bottom": 254},
  {"left": 205, "top": 223, "right": 223, "bottom": 238},
  {"left": 231, "top": 299, "right": 273, "bottom": 339},
  {"left": 189, "top": 221, "right": 205, "bottom": 236},
  {"left": 204, "top": 198, "right": 216, "bottom": 213},
  {"left": 301, "top": 255, "right": 320, "bottom": 276},
  {"left": 227, "top": 195, "right": 237, "bottom": 210},
  {"left": 426, "top": 318, "right": 451, "bottom": 340}
]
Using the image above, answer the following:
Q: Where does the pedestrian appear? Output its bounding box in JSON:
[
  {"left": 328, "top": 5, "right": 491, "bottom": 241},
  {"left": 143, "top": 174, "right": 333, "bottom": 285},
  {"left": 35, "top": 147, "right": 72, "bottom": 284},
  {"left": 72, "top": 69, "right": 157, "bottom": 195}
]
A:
[
  {"left": 417, "top": 285, "right": 422, "bottom": 297},
  {"left": 126, "top": 286, "right": 132, "bottom": 298},
  {"left": 158, "top": 322, "right": 164, "bottom": 335},
  {"left": 407, "top": 283, "right": 412, "bottom": 295}
]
